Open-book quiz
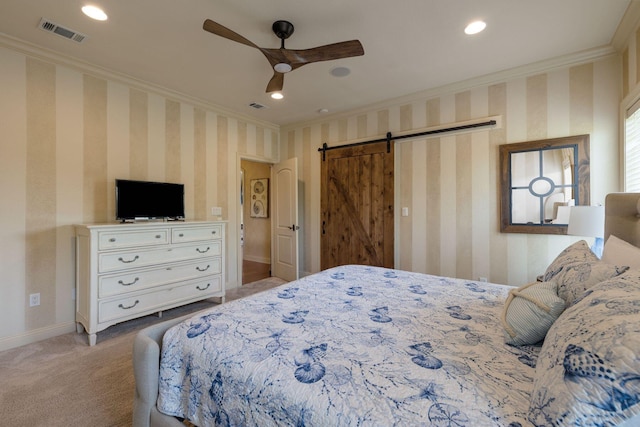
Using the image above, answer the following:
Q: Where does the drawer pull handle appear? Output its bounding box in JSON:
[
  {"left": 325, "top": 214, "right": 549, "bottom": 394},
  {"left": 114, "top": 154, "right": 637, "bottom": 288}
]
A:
[
  {"left": 179, "top": 233, "right": 184, "bottom": 237},
  {"left": 155, "top": 235, "right": 162, "bottom": 239},
  {"left": 211, "top": 230, "right": 217, "bottom": 235},
  {"left": 118, "top": 277, "right": 139, "bottom": 286},
  {"left": 196, "top": 265, "right": 210, "bottom": 272},
  {"left": 196, "top": 247, "right": 210, "bottom": 254},
  {"left": 197, "top": 283, "right": 211, "bottom": 291},
  {"left": 118, "top": 255, "right": 139, "bottom": 264},
  {"left": 109, "top": 238, "right": 116, "bottom": 242},
  {"left": 118, "top": 300, "right": 139, "bottom": 310}
]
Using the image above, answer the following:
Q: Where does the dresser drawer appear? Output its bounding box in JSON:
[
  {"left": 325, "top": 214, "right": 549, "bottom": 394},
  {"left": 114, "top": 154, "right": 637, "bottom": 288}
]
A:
[
  {"left": 98, "top": 257, "right": 222, "bottom": 298},
  {"left": 98, "top": 241, "right": 221, "bottom": 273},
  {"left": 98, "top": 229, "right": 169, "bottom": 250},
  {"left": 98, "top": 276, "right": 222, "bottom": 323},
  {"left": 172, "top": 224, "right": 222, "bottom": 243}
]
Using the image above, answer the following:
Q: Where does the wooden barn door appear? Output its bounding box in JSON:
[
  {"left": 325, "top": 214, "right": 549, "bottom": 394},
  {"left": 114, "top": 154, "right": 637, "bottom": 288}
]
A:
[{"left": 321, "top": 141, "right": 394, "bottom": 270}]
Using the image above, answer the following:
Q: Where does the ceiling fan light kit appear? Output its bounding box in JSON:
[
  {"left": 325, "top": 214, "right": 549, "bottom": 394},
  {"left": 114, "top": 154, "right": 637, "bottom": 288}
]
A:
[
  {"left": 274, "top": 63, "right": 292, "bottom": 73},
  {"left": 202, "top": 18, "right": 364, "bottom": 93}
]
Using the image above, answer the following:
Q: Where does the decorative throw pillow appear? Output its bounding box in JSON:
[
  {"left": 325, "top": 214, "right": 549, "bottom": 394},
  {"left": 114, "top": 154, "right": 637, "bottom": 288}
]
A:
[
  {"left": 501, "top": 281, "right": 565, "bottom": 346},
  {"left": 602, "top": 234, "right": 640, "bottom": 270},
  {"left": 543, "top": 240, "right": 628, "bottom": 307},
  {"left": 528, "top": 271, "right": 640, "bottom": 426}
]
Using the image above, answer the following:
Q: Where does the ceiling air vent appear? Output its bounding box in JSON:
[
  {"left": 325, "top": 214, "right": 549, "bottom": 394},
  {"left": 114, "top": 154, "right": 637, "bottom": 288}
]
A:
[
  {"left": 38, "top": 18, "right": 88, "bottom": 43},
  {"left": 249, "top": 102, "right": 267, "bottom": 110}
]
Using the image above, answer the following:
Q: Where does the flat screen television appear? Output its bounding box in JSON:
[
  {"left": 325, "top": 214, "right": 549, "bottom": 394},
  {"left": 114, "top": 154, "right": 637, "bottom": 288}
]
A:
[{"left": 115, "top": 179, "right": 185, "bottom": 221}]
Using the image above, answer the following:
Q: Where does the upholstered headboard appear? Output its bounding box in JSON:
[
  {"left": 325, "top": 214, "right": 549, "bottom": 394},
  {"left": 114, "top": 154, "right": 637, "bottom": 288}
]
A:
[{"left": 604, "top": 192, "right": 640, "bottom": 248}]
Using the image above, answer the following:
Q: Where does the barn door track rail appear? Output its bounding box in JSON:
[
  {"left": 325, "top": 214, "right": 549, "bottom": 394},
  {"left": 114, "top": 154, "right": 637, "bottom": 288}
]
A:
[{"left": 318, "top": 119, "right": 497, "bottom": 161}]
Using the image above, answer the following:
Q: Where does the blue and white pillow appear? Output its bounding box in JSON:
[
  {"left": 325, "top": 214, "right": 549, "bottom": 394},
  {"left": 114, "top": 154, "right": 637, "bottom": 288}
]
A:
[
  {"left": 543, "top": 240, "right": 628, "bottom": 307},
  {"left": 528, "top": 270, "right": 640, "bottom": 426},
  {"left": 501, "top": 281, "right": 565, "bottom": 346}
]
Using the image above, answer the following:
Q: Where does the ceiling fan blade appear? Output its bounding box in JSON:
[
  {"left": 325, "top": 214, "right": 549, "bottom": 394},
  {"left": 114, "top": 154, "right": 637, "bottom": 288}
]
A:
[
  {"left": 287, "top": 40, "right": 364, "bottom": 65},
  {"left": 266, "top": 72, "right": 284, "bottom": 93},
  {"left": 261, "top": 40, "right": 364, "bottom": 69},
  {"left": 203, "top": 19, "right": 259, "bottom": 49},
  {"left": 202, "top": 19, "right": 364, "bottom": 93}
]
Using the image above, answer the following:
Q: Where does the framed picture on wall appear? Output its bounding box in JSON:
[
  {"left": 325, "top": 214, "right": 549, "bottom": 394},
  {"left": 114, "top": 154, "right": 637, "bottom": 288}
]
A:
[{"left": 250, "top": 178, "right": 269, "bottom": 218}]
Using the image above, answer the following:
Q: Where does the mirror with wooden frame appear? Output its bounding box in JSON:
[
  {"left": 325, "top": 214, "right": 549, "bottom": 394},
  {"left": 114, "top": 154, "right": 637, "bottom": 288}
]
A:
[{"left": 499, "top": 134, "right": 590, "bottom": 234}]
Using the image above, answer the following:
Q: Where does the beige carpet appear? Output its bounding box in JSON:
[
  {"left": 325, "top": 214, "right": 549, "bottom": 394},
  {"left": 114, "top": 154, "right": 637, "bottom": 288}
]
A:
[{"left": 0, "top": 277, "right": 286, "bottom": 427}]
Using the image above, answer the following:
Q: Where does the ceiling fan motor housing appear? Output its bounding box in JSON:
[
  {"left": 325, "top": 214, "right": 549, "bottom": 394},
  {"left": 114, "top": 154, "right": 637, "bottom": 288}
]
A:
[{"left": 272, "top": 20, "right": 294, "bottom": 40}]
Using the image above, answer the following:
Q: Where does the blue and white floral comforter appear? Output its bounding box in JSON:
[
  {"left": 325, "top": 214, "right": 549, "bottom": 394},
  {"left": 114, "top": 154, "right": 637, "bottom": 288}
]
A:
[{"left": 157, "top": 265, "right": 539, "bottom": 426}]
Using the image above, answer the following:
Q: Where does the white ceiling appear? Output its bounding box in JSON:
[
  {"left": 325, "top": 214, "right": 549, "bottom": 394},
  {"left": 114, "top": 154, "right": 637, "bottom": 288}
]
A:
[{"left": 0, "top": 0, "right": 633, "bottom": 126}]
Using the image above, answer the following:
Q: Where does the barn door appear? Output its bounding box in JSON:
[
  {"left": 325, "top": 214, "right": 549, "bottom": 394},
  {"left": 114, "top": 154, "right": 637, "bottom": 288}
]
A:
[{"left": 321, "top": 141, "right": 394, "bottom": 270}]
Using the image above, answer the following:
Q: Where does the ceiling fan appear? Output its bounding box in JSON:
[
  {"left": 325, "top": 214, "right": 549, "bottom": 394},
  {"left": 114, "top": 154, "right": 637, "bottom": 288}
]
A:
[{"left": 203, "top": 19, "right": 365, "bottom": 93}]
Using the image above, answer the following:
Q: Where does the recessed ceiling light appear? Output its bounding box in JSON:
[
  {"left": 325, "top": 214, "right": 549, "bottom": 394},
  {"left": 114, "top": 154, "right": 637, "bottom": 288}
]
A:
[
  {"left": 82, "top": 5, "right": 108, "bottom": 21},
  {"left": 270, "top": 92, "right": 284, "bottom": 100},
  {"left": 464, "top": 20, "right": 486, "bottom": 35}
]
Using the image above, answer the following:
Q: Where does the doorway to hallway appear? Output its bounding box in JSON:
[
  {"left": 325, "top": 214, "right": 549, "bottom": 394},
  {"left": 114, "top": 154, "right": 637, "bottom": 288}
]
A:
[{"left": 240, "top": 158, "right": 272, "bottom": 284}]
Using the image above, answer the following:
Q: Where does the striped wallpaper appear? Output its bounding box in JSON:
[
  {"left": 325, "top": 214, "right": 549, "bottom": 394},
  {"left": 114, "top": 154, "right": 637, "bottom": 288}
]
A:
[
  {"left": 0, "top": 44, "right": 278, "bottom": 349},
  {"left": 280, "top": 56, "right": 621, "bottom": 286},
  {"left": 3, "top": 17, "right": 640, "bottom": 349}
]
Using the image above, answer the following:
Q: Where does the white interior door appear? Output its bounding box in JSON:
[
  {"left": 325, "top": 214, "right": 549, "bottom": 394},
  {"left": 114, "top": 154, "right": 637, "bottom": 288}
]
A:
[{"left": 272, "top": 157, "right": 299, "bottom": 281}]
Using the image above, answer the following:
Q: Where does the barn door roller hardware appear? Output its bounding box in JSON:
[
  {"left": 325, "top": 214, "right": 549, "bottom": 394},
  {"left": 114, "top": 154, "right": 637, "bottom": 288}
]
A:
[{"left": 318, "top": 119, "right": 496, "bottom": 161}]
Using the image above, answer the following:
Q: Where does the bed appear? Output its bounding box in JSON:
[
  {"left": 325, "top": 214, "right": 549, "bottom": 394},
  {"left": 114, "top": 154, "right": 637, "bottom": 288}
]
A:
[{"left": 133, "top": 193, "right": 640, "bottom": 427}]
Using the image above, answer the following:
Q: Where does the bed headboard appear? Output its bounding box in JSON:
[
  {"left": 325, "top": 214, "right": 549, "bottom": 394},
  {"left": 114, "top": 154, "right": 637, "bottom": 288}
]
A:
[{"left": 604, "top": 192, "right": 640, "bottom": 247}]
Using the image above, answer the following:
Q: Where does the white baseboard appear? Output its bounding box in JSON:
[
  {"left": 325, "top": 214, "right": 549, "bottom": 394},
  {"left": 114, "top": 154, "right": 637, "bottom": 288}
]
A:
[{"left": 0, "top": 321, "right": 77, "bottom": 352}]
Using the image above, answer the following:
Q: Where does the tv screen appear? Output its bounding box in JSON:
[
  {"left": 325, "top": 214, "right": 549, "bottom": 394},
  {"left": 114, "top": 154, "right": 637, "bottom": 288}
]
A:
[{"left": 116, "top": 179, "right": 185, "bottom": 221}]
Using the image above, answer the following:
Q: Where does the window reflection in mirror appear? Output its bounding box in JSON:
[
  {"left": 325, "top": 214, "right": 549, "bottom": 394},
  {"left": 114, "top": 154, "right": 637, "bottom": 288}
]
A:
[{"left": 500, "top": 135, "right": 590, "bottom": 234}]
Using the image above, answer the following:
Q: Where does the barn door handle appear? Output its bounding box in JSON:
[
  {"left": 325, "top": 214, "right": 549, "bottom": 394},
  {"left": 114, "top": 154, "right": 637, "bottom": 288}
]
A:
[
  {"left": 322, "top": 221, "right": 326, "bottom": 235},
  {"left": 287, "top": 224, "right": 299, "bottom": 231}
]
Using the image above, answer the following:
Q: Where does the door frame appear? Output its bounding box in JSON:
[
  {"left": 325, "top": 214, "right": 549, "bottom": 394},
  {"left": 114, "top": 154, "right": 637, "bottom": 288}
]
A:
[{"left": 236, "top": 153, "right": 274, "bottom": 288}]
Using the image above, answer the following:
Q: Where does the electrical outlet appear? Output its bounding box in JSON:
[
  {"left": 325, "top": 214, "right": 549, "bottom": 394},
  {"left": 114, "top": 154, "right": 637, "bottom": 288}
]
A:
[
  {"left": 29, "top": 293, "right": 40, "bottom": 307},
  {"left": 478, "top": 277, "right": 488, "bottom": 283},
  {"left": 211, "top": 206, "right": 222, "bottom": 216}
]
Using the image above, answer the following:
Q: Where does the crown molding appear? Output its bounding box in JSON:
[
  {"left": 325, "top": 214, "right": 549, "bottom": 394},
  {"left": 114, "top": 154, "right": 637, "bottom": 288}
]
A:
[
  {"left": 0, "top": 32, "right": 280, "bottom": 132},
  {"left": 612, "top": 0, "right": 640, "bottom": 52},
  {"left": 282, "top": 45, "right": 618, "bottom": 131}
]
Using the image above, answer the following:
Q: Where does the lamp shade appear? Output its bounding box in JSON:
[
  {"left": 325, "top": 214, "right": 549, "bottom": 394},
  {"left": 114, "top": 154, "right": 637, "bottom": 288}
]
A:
[{"left": 567, "top": 206, "right": 604, "bottom": 238}]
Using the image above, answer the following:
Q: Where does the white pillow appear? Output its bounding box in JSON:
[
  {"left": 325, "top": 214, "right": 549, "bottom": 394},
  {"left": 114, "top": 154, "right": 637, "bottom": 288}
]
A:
[
  {"left": 501, "top": 281, "right": 565, "bottom": 346},
  {"left": 602, "top": 234, "right": 640, "bottom": 270}
]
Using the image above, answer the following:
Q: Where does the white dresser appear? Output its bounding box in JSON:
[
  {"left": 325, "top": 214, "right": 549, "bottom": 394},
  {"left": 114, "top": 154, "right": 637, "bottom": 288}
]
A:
[{"left": 75, "top": 221, "right": 225, "bottom": 345}]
